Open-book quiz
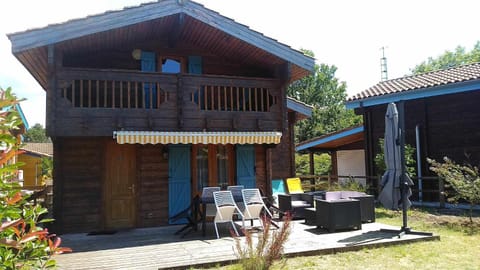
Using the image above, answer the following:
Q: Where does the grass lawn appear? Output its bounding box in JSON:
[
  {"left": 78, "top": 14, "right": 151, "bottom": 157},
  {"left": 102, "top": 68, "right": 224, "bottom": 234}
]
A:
[{"left": 203, "top": 207, "right": 480, "bottom": 270}]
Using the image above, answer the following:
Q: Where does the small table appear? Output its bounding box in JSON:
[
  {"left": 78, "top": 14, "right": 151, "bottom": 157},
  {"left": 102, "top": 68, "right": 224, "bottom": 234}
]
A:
[{"left": 315, "top": 198, "right": 362, "bottom": 233}]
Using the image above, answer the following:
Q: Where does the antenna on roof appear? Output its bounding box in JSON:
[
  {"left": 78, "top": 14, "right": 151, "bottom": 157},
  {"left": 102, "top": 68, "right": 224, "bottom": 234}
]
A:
[{"left": 380, "top": 46, "right": 388, "bottom": 81}]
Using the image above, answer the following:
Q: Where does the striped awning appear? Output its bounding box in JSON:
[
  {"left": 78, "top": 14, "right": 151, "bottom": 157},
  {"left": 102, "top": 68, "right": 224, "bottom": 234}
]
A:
[{"left": 113, "top": 131, "right": 282, "bottom": 145}]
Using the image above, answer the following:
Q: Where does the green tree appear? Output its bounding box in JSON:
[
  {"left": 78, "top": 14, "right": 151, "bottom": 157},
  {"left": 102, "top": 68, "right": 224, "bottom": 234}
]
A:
[
  {"left": 24, "top": 123, "right": 50, "bottom": 143},
  {"left": 374, "top": 138, "right": 417, "bottom": 177},
  {"left": 411, "top": 41, "right": 480, "bottom": 74},
  {"left": 295, "top": 153, "right": 331, "bottom": 176},
  {"left": 288, "top": 50, "right": 362, "bottom": 143}
]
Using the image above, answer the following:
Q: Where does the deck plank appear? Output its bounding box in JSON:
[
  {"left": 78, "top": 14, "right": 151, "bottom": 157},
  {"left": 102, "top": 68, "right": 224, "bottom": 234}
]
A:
[{"left": 55, "top": 221, "right": 438, "bottom": 270}]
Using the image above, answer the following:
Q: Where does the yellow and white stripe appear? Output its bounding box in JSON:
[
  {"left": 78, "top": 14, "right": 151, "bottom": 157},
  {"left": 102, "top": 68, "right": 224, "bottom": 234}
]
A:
[{"left": 113, "top": 131, "right": 282, "bottom": 145}]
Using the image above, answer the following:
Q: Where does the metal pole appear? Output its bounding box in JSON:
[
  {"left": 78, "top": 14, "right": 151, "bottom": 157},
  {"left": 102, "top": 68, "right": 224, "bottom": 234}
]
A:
[
  {"left": 415, "top": 125, "right": 423, "bottom": 203},
  {"left": 397, "top": 101, "right": 409, "bottom": 231}
]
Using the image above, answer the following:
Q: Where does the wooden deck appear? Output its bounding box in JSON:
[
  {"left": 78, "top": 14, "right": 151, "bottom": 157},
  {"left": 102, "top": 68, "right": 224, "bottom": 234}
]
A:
[{"left": 55, "top": 221, "right": 438, "bottom": 270}]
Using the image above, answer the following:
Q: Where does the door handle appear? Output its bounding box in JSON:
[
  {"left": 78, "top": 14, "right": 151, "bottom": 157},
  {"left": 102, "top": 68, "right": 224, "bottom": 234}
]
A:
[{"left": 128, "top": 184, "right": 135, "bottom": 195}]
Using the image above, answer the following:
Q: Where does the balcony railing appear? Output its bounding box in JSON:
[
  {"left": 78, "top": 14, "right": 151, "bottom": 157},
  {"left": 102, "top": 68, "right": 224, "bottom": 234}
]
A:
[{"left": 57, "top": 68, "right": 280, "bottom": 112}]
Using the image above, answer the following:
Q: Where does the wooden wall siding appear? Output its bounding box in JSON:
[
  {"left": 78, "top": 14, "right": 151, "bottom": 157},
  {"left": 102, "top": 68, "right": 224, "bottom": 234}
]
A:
[
  {"left": 136, "top": 144, "right": 169, "bottom": 228},
  {"left": 425, "top": 91, "right": 480, "bottom": 163},
  {"left": 52, "top": 68, "right": 282, "bottom": 136},
  {"left": 54, "top": 138, "right": 104, "bottom": 233},
  {"left": 255, "top": 145, "right": 267, "bottom": 195},
  {"left": 269, "top": 127, "right": 294, "bottom": 180},
  {"left": 363, "top": 90, "right": 480, "bottom": 198}
]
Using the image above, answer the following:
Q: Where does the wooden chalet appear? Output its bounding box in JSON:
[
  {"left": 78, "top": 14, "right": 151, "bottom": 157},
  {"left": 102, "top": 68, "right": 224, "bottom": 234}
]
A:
[
  {"left": 8, "top": 0, "right": 314, "bottom": 233},
  {"left": 346, "top": 62, "right": 480, "bottom": 202}
]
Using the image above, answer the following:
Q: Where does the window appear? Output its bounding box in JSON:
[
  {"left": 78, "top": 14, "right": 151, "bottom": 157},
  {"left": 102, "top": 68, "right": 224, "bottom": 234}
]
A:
[
  {"left": 192, "top": 145, "right": 234, "bottom": 194},
  {"left": 196, "top": 146, "right": 209, "bottom": 191},
  {"left": 161, "top": 58, "right": 181, "bottom": 73},
  {"left": 216, "top": 146, "right": 229, "bottom": 188}
]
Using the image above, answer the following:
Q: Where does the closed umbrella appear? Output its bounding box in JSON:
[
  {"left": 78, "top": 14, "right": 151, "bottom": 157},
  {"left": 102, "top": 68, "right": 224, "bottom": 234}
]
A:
[
  {"left": 378, "top": 102, "right": 432, "bottom": 237},
  {"left": 378, "top": 102, "right": 413, "bottom": 210}
]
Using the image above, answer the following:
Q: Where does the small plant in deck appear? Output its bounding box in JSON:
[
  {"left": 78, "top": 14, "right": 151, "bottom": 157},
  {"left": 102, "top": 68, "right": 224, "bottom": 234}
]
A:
[
  {"left": 328, "top": 176, "right": 367, "bottom": 192},
  {"left": 233, "top": 213, "right": 292, "bottom": 270},
  {"left": 428, "top": 156, "right": 480, "bottom": 224},
  {"left": 0, "top": 87, "right": 71, "bottom": 269}
]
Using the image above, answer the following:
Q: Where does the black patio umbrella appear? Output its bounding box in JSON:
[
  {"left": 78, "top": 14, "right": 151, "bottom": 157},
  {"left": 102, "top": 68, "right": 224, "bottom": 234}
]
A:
[{"left": 378, "top": 102, "right": 413, "bottom": 210}]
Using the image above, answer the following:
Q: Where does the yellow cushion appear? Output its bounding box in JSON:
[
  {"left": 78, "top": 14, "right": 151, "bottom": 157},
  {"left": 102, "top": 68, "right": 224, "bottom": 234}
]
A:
[{"left": 286, "top": 177, "right": 303, "bottom": 194}]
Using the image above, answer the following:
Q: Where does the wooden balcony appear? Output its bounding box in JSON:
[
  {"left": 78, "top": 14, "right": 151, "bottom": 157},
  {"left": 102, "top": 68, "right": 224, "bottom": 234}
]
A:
[{"left": 52, "top": 68, "right": 284, "bottom": 137}]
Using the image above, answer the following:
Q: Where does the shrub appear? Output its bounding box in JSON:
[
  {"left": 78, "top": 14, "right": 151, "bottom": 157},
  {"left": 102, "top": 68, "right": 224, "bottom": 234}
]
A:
[
  {"left": 0, "top": 87, "right": 71, "bottom": 269},
  {"left": 374, "top": 138, "right": 417, "bottom": 176},
  {"left": 428, "top": 157, "right": 480, "bottom": 223},
  {"left": 329, "top": 177, "right": 366, "bottom": 192},
  {"left": 233, "top": 213, "right": 292, "bottom": 270}
]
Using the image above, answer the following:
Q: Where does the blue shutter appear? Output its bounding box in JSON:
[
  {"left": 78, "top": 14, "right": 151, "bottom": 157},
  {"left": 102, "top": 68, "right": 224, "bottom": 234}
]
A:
[
  {"left": 189, "top": 56, "right": 204, "bottom": 107},
  {"left": 141, "top": 51, "right": 157, "bottom": 108},
  {"left": 188, "top": 56, "right": 202, "bottom": 74},
  {"left": 168, "top": 145, "right": 191, "bottom": 224},
  {"left": 236, "top": 145, "right": 256, "bottom": 188}
]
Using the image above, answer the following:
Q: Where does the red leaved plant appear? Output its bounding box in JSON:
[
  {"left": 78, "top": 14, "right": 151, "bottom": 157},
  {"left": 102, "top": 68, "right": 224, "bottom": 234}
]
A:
[
  {"left": 233, "top": 213, "right": 292, "bottom": 270},
  {"left": 0, "top": 87, "right": 71, "bottom": 269}
]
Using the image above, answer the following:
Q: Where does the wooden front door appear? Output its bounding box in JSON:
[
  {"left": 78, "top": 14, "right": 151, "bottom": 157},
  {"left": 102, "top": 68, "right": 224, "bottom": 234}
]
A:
[{"left": 105, "top": 141, "right": 136, "bottom": 229}]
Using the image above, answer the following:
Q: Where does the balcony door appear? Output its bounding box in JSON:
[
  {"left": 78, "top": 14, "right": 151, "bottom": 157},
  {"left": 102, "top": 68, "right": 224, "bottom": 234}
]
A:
[{"left": 192, "top": 145, "right": 235, "bottom": 194}]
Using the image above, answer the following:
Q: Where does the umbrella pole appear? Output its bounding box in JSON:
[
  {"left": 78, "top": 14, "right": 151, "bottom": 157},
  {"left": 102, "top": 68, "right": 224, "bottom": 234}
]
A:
[
  {"left": 391, "top": 101, "right": 432, "bottom": 237},
  {"left": 380, "top": 102, "right": 433, "bottom": 238},
  {"left": 398, "top": 101, "right": 410, "bottom": 232}
]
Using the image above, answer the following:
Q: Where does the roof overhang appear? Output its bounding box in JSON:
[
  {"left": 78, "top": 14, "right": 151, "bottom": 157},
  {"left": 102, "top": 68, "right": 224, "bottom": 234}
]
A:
[
  {"left": 8, "top": 0, "right": 315, "bottom": 90},
  {"left": 346, "top": 80, "right": 480, "bottom": 110},
  {"left": 114, "top": 131, "right": 282, "bottom": 145},
  {"left": 287, "top": 97, "right": 313, "bottom": 120},
  {"left": 296, "top": 126, "right": 364, "bottom": 152}
]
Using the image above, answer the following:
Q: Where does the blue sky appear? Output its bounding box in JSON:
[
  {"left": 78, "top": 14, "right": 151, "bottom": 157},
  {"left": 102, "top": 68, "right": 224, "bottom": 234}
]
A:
[{"left": 1, "top": 0, "right": 479, "bottom": 126}]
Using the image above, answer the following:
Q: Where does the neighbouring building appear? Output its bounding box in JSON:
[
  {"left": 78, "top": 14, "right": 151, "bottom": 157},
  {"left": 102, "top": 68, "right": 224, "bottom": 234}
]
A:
[
  {"left": 19, "top": 143, "right": 53, "bottom": 187},
  {"left": 296, "top": 125, "right": 366, "bottom": 186},
  {"left": 345, "top": 62, "right": 480, "bottom": 202}
]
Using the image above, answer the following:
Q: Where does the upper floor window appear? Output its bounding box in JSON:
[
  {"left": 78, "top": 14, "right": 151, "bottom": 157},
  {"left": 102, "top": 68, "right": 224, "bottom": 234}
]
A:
[{"left": 161, "top": 58, "right": 181, "bottom": 73}]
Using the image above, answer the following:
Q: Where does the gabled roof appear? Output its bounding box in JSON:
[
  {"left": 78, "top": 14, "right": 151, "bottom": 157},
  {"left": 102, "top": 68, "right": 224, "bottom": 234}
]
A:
[
  {"left": 346, "top": 62, "right": 480, "bottom": 109},
  {"left": 20, "top": 143, "right": 53, "bottom": 157},
  {"left": 296, "top": 125, "right": 364, "bottom": 152},
  {"left": 8, "top": 0, "right": 314, "bottom": 89}
]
